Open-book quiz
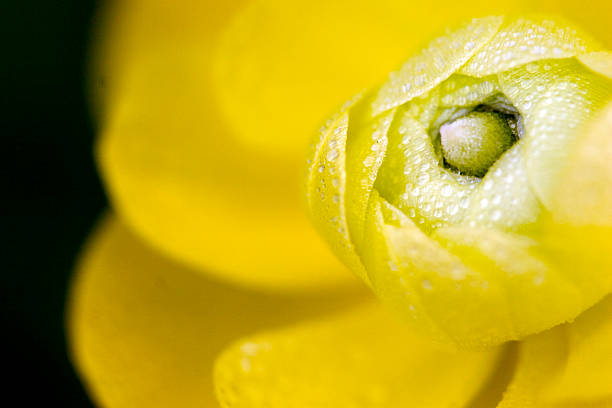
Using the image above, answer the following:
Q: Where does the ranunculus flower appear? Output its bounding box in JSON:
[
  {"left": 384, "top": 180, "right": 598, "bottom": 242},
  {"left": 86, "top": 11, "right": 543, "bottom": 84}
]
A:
[{"left": 67, "top": 1, "right": 612, "bottom": 407}]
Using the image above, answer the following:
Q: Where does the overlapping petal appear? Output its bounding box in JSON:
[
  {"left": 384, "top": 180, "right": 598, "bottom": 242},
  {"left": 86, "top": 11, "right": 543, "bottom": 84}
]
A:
[
  {"left": 67, "top": 216, "right": 365, "bottom": 407},
  {"left": 498, "top": 295, "right": 612, "bottom": 407},
  {"left": 214, "top": 301, "right": 513, "bottom": 408}
]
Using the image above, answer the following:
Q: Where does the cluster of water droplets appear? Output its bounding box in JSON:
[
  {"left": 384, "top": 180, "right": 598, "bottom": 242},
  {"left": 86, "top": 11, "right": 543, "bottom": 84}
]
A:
[
  {"left": 372, "top": 16, "right": 504, "bottom": 115},
  {"left": 459, "top": 17, "right": 592, "bottom": 77}
]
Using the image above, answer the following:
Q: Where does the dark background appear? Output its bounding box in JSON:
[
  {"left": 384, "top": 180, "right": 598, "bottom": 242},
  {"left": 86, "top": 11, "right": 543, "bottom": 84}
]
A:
[{"left": 3, "top": 0, "right": 104, "bottom": 406}]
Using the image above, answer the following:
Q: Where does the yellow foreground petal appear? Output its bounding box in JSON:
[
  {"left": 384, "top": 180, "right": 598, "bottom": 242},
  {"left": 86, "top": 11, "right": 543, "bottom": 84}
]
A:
[
  {"left": 67, "top": 216, "right": 364, "bottom": 408},
  {"left": 214, "top": 301, "right": 514, "bottom": 408},
  {"left": 498, "top": 295, "right": 612, "bottom": 407}
]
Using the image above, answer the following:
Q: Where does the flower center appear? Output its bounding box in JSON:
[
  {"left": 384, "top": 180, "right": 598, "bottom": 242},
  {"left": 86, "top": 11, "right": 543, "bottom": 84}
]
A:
[{"left": 440, "top": 111, "right": 515, "bottom": 177}]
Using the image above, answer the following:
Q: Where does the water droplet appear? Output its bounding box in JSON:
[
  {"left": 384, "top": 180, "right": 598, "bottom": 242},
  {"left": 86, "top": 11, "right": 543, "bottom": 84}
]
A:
[
  {"left": 422, "top": 279, "right": 433, "bottom": 290},
  {"left": 326, "top": 149, "right": 339, "bottom": 161},
  {"left": 441, "top": 185, "right": 453, "bottom": 197},
  {"left": 451, "top": 267, "right": 466, "bottom": 281},
  {"left": 417, "top": 173, "right": 430, "bottom": 184},
  {"left": 491, "top": 210, "right": 502, "bottom": 221}
]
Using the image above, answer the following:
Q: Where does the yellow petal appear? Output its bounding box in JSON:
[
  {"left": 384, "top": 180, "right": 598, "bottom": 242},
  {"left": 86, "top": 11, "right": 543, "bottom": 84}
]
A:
[
  {"left": 98, "top": 47, "right": 355, "bottom": 291},
  {"left": 552, "top": 100, "right": 612, "bottom": 226},
  {"left": 434, "top": 226, "right": 583, "bottom": 343},
  {"left": 214, "top": 301, "right": 512, "bottom": 408},
  {"left": 497, "top": 295, "right": 612, "bottom": 408},
  {"left": 372, "top": 16, "right": 505, "bottom": 114},
  {"left": 67, "top": 215, "right": 365, "bottom": 408},
  {"left": 579, "top": 52, "right": 612, "bottom": 80},
  {"left": 542, "top": 101, "right": 612, "bottom": 299},
  {"left": 344, "top": 98, "right": 397, "bottom": 261},
  {"left": 533, "top": 0, "right": 612, "bottom": 48},
  {"left": 90, "top": 0, "right": 246, "bottom": 119},
  {"left": 459, "top": 17, "right": 600, "bottom": 78},
  {"left": 362, "top": 190, "right": 514, "bottom": 348},
  {"left": 544, "top": 296, "right": 612, "bottom": 404},
  {"left": 304, "top": 93, "right": 370, "bottom": 284}
]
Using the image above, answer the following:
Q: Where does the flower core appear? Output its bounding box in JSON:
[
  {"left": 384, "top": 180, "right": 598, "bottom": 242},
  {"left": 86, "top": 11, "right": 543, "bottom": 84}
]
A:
[{"left": 440, "top": 110, "right": 515, "bottom": 177}]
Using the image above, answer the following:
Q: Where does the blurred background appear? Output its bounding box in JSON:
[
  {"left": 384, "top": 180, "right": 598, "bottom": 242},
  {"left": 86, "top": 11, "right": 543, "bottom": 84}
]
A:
[{"left": 3, "top": 0, "right": 102, "bottom": 405}]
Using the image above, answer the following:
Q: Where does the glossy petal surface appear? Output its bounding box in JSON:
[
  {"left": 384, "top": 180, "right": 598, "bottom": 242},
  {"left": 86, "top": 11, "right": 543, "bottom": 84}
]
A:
[
  {"left": 68, "top": 216, "right": 364, "bottom": 408},
  {"left": 215, "top": 301, "right": 510, "bottom": 408},
  {"left": 498, "top": 295, "right": 612, "bottom": 407}
]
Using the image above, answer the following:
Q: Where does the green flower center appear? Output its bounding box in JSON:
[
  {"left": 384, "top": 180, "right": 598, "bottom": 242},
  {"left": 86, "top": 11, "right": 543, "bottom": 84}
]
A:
[{"left": 440, "top": 111, "right": 515, "bottom": 177}]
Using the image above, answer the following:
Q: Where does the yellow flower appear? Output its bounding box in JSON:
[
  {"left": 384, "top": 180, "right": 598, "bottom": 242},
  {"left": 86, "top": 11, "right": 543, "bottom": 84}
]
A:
[{"left": 68, "top": 1, "right": 612, "bottom": 407}]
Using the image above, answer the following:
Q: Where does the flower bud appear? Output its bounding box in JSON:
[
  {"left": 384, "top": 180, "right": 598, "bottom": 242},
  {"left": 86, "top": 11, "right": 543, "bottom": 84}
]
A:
[{"left": 305, "top": 16, "right": 612, "bottom": 348}]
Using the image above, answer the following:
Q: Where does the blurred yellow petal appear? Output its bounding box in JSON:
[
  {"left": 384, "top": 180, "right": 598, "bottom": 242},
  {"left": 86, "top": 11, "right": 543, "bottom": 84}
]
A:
[
  {"left": 100, "top": 73, "right": 354, "bottom": 291},
  {"left": 579, "top": 52, "right": 612, "bottom": 80},
  {"left": 94, "top": 0, "right": 532, "bottom": 290},
  {"left": 90, "top": 0, "right": 246, "bottom": 119},
  {"left": 95, "top": 0, "right": 359, "bottom": 291},
  {"left": 553, "top": 100, "right": 612, "bottom": 226},
  {"left": 214, "top": 301, "right": 513, "bottom": 408},
  {"left": 67, "top": 215, "right": 365, "bottom": 408},
  {"left": 497, "top": 295, "right": 612, "bottom": 408},
  {"left": 544, "top": 296, "right": 612, "bottom": 405},
  {"left": 534, "top": 1, "right": 612, "bottom": 48}
]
